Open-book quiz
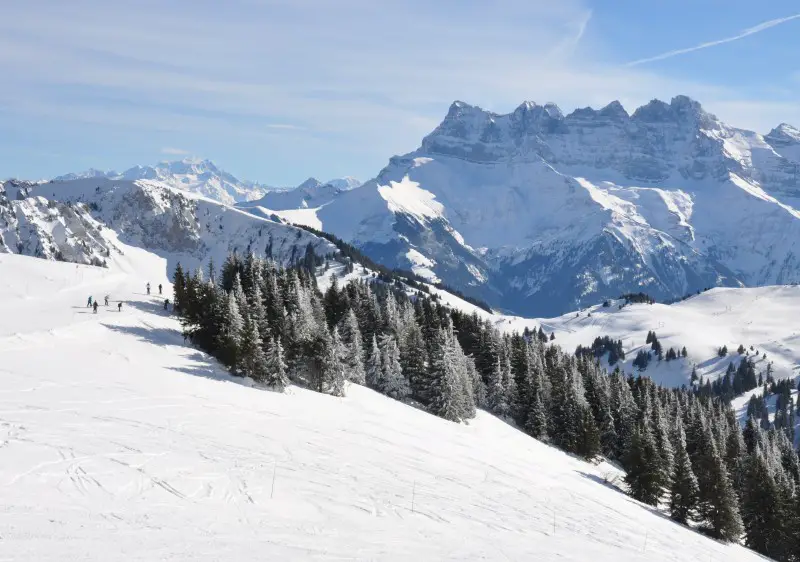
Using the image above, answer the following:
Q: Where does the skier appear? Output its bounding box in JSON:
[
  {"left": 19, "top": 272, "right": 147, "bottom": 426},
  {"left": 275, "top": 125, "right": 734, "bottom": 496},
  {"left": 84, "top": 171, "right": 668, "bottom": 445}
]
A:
[
  {"left": 146, "top": 282, "right": 151, "bottom": 295},
  {"left": 92, "top": 301, "right": 99, "bottom": 314},
  {"left": 87, "top": 296, "right": 93, "bottom": 308},
  {"left": 118, "top": 302, "right": 122, "bottom": 312},
  {"left": 104, "top": 295, "right": 109, "bottom": 306},
  {"left": 163, "top": 298, "right": 170, "bottom": 311},
  {"left": 158, "top": 284, "right": 163, "bottom": 295}
]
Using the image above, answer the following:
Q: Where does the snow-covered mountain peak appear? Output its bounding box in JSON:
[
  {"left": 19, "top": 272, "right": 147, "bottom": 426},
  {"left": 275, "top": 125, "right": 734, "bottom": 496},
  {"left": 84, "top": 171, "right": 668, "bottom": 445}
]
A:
[
  {"left": 767, "top": 123, "right": 800, "bottom": 146},
  {"left": 600, "top": 100, "right": 629, "bottom": 120},
  {"left": 629, "top": 95, "right": 713, "bottom": 126},
  {"left": 236, "top": 176, "right": 353, "bottom": 215},
  {"left": 54, "top": 168, "right": 119, "bottom": 182},
  {"left": 297, "top": 177, "right": 323, "bottom": 191},
  {"left": 324, "top": 176, "right": 362, "bottom": 190}
]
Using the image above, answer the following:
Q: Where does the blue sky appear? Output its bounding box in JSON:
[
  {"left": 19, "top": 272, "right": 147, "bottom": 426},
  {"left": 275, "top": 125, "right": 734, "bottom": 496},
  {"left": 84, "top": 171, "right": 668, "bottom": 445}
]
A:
[{"left": 2, "top": 0, "right": 799, "bottom": 186}]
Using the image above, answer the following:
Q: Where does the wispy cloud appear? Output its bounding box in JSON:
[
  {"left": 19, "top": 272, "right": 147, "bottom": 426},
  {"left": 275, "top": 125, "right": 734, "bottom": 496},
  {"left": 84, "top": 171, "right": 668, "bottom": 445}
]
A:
[
  {"left": 0, "top": 0, "right": 798, "bottom": 183},
  {"left": 549, "top": 10, "right": 592, "bottom": 58},
  {"left": 161, "top": 147, "right": 190, "bottom": 155},
  {"left": 265, "top": 124, "right": 304, "bottom": 130},
  {"left": 627, "top": 13, "right": 800, "bottom": 67}
]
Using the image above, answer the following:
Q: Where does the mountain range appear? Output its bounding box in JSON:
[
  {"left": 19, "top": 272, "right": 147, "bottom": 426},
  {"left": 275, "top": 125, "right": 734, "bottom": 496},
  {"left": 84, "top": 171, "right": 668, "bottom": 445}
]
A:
[
  {"left": 55, "top": 158, "right": 361, "bottom": 207},
  {"left": 245, "top": 95, "right": 800, "bottom": 316}
]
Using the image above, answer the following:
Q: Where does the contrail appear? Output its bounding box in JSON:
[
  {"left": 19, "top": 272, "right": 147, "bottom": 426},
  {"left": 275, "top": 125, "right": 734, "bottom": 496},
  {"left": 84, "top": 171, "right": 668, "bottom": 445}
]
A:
[{"left": 626, "top": 13, "right": 800, "bottom": 66}]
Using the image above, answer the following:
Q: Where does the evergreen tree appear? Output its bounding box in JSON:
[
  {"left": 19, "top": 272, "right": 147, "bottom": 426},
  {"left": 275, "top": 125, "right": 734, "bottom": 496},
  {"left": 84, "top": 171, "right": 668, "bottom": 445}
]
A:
[
  {"left": 669, "top": 418, "right": 699, "bottom": 524},
  {"left": 740, "top": 449, "right": 786, "bottom": 558},
  {"left": 172, "top": 262, "right": 186, "bottom": 313},
  {"left": 239, "top": 312, "right": 269, "bottom": 382},
  {"left": 264, "top": 336, "right": 289, "bottom": 391},
  {"left": 428, "top": 327, "right": 464, "bottom": 422},
  {"left": 325, "top": 328, "right": 347, "bottom": 397},
  {"left": 694, "top": 427, "right": 743, "bottom": 541},
  {"left": 365, "top": 335, "right": 382, "bottom": 390},
  {"left": 624, "top": 424, "right": 663, "bottom": 506},
  {"left": 337, "top": 309, "right": 365, "bottom": 384},
  {"left": 402, "top": 321, "right": 429, "bottom": 402},
  {"left": 216, "top": 290, "right": 244, "bottom": 371},
  {"left": 486, "top": 357, "right": 509, "bottom": 418},
  {"left": 379, "top": 334, "right": 410, "bottom": 401}
]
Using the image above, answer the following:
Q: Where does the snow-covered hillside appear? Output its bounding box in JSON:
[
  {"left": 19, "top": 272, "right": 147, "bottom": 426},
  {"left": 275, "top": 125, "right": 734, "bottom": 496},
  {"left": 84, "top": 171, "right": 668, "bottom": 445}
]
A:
[
  {"left": 2, "top": 177, "right": 338, "bottom": 276},
  {"left": 490, "top": 286, "right": 800, "bottom": 390},
  {"left": 0, "top": 180, "right": 111, "bottom": 266},
  {"left": 292, "top": 96, "right": 800, "bottom": 317},
  {"left": 0, "top": 252, "right": 764, "bottom": 561}
]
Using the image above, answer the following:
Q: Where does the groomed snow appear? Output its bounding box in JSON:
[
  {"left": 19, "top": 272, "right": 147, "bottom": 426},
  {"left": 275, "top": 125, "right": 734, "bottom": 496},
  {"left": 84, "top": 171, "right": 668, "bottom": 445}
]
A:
[{"left": 0, "top": 251, "right": 764, "bottom": 561}]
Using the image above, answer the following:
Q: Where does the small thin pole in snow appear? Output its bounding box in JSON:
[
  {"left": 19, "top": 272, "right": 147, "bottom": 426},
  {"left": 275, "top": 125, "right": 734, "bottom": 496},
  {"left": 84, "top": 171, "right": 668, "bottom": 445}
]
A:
[
  {"left": 643, "top": 530, "right": 648, "bottom": 551},
  {"left": 552, "top": 509, "right": 556, "bottom": 535},
  {"left": 270, "top": 460, "right": 277, "bottom": 499},
  {"left": 411, "top": 480, "right": 416, "bottom": 513}
]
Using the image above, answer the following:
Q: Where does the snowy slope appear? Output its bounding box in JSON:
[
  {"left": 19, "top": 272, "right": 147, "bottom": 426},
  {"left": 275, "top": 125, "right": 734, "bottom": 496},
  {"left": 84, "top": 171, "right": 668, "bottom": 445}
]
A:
[
  {"left": 489, "top": 286, "right": 800, "bottom": 390},
  {"left": 0, "top": 252, "right": 764, "bottom": 561},
  {"left": 302, "top": 96, "right": 800, "bottom": 317}
]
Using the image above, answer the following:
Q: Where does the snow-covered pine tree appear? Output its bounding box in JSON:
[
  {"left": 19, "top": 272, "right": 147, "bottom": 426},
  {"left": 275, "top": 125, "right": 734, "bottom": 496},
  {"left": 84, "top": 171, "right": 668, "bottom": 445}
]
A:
[
  {"left": 325, "top": 328, "right": 347, "bottom": 397},
  {"left": 238, "top": 312, "right": 270, "bottom": 382},
  {"left": 247, "top": 282, "right": 271, "bottom": 345},
  {"left": 623, "top": 423, "right": 663, "bottom": 506},
  {"left": 740, "top": 447, "right": 786, "bottom": 558},
  {"left": 337, "top": 309, "right": 366, "bottom": 384},
  {"left": 264, "top": 335, "right": 290, "bottom": 391},
  {"left": 365, "top": 334, "right": 382, "bottom": 391},
  {"left": 216, "top": 290, "right": 244, "bottom": 371},
  {"left": 401, "top": 320, "right": 429, "bottom": 402},
  {"left": 172, "top": 262, "right": 186, "bottom": 313},
  {"left": 486, "top": 357, "right": 509, "bottom": 418},
  {"left": 694, "top": 425, "right": 743, "bottom": 541},
  {"left": 669, "top": 417, "right": 699, "bottom": 524},
  {"left": 378, "top": 334, "right": 410, "bottom": 401},
  {"left": 428, "top": 327, "right": 464, "bottom": 422}
]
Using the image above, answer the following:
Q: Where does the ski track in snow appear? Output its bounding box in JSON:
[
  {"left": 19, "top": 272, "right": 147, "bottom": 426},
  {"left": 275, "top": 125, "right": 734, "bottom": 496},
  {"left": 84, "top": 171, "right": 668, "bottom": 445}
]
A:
[{"left": 0, "top": 251, "right": 764, "bottom": 561}]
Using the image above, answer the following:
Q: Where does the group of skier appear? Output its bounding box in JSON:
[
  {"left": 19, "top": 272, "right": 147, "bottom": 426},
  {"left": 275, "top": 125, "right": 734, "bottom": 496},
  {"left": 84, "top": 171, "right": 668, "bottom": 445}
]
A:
[
  {"left": 87, "top": 295, "right": 122, "bottom": 313},
  {"left": 86, "top": 282, "right": 169, "bottom": 314},
  {"left": 145, "top": 283, "right": 163, "bottom": 296}
]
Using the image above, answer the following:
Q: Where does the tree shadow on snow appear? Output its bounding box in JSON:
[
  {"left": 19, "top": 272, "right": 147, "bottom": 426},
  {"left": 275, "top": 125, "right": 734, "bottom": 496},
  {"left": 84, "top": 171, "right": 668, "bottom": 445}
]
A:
[
  {"left": 105, "top": 323, "right": 184, "bottom": 348},
  {"left": 575, "top": 471, "right": 772, "bottom": 556},
  {"left": 124, "top": 299, "right": 172, "bottom": 316},
  {"left": 576, "top": 470, "right": 625, "bottom": 494}
]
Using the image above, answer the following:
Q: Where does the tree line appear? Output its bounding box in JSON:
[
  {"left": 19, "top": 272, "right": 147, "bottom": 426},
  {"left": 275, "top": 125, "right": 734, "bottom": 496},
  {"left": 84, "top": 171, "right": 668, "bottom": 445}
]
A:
[{"left": 172, "top": 250, "right": 800, "bottom": 559}]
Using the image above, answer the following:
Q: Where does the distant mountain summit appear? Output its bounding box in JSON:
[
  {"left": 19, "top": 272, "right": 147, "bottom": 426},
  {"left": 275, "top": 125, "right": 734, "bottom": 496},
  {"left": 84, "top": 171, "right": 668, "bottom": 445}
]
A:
[
  {"left": 238, "top": 176, "right": 362, "bottom": 211},
  {"left": 54, "top": 158, "right": 274, "bottom": 206}
]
